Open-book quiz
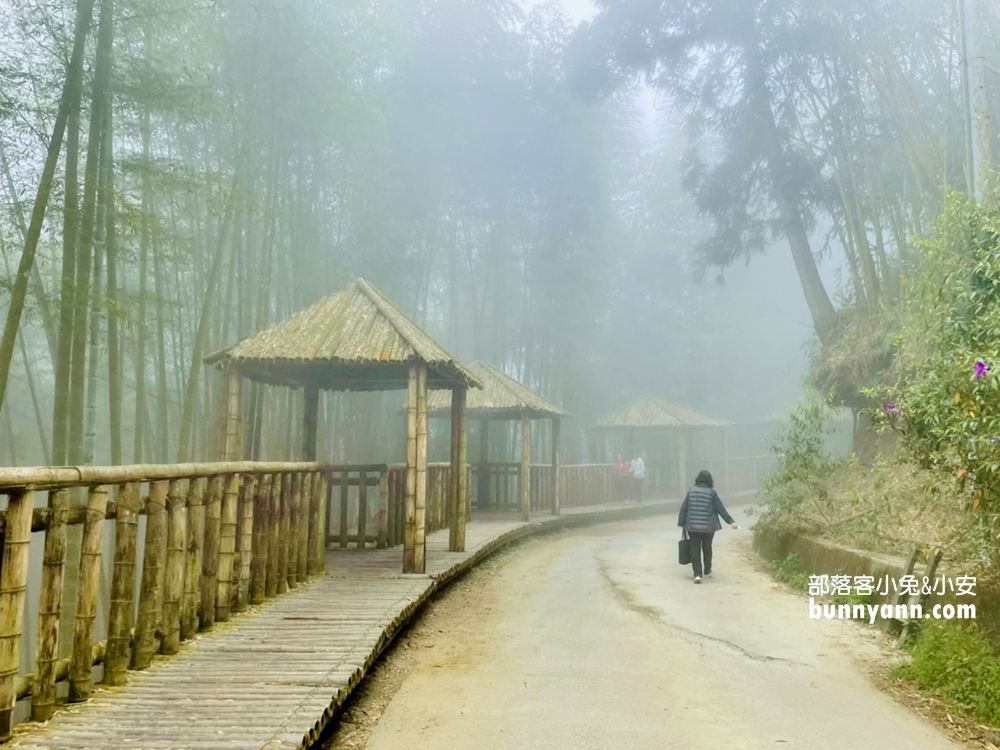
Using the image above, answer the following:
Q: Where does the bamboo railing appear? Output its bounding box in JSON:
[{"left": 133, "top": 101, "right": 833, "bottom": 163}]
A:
[
  {"left": 383, "top": 463, "right": 471, "bottom": 548},
  {"left": 0, "top": 460, "right": 385, "bottom": 740},
  {"left": 471, "top": 463, "right": 616, "bottom": 511}
]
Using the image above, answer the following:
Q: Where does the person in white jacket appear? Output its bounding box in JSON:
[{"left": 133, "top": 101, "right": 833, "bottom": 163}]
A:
[{"left": 630, "top": 454, "right": 645, "bottom": 503}]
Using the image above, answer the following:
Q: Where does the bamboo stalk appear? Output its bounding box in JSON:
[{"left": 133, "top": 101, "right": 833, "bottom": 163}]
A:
[
  {"left": 160, "top": 479, "right": 186, "bottom": 654},
  {"left": 520, "top": 416, "right": 531, "bottom": 522},
  {"left": 132, "top": 481, "right": 167, "bottom": 669},
  {"left": 199, "top": 475, "right": 222, "bottom": 630},
  {"left": 181, "top": 478, "right": 206, "bottom": 641},
  {"left": 104, "top": 481, "right": 140, "bottom": 685},
  {"left": 215, "top": 473, "right": 240, "bottom": 622},
  {"left": 0, "top": 490, "right": 33, "bottom": 738},
  {"left": 235, "top": 474, "right": 255, "bottom": 611},
  {"left": 68, "top": 485, "right": 108, "bottom": 701},
  {"left": 31, "top": 489, "right": 68, "bottom": 720},
  {"left": 456, "top": 390, "right": 467, "bottom": 550},
  {"left": 250, "top": 473, "right": 271, "bottom": 603}
]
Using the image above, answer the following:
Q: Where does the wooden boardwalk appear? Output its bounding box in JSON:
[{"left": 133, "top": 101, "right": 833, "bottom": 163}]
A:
[{"left": 8, "top": 501, "right": 673, "bottom": 750}]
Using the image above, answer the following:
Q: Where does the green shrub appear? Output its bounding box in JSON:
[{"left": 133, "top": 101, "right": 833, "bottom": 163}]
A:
[{"left": 899, "top": 622, "right": 1000, "bottom": 726}]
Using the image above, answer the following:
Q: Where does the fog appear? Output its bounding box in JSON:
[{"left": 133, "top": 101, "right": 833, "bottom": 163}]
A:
[{"left": 0, "top": 0, "right": 992, "bottom": 469}]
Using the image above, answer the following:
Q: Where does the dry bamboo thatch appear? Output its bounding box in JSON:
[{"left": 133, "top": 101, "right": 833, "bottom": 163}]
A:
[
  {"left": 426, "top": 360, "right": 569, "bottom": 420},
  {"left": 593, "top": 396, "right": 730, "bottom": 429}
]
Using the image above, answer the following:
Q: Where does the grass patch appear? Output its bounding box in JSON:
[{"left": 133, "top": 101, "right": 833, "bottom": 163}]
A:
[
  {"left": 770, "top": 554, "right": 810, "bottom": 591},
  {"left": 897, "top": 621, "right": 1000, "bottom": 727}
]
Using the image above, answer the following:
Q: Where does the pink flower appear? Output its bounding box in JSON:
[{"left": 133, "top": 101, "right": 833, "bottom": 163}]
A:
[{"left": 975, "top": 361, "right": 991, "bottom": 380}]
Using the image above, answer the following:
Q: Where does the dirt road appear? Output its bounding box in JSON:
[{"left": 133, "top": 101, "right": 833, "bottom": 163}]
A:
[{"left": 325, "top": 509, "right": 960, "bottom": 750}]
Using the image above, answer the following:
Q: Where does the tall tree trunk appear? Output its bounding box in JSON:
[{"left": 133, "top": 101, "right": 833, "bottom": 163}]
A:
[
  {"left": 1, "top": 0, "right": 97, "bottom": 450},
  {"left": 105, "top": 100, "right": 122, "bottom": 465}
]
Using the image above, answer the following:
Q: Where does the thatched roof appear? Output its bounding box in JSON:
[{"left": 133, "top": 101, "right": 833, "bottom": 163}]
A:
[
  {"left": 205, "top": 278, "right": 482, "bottom": 392},
  {"left": 425, "top": 361, "right": 570, "bottom": 420},
  {"left": 593, "top": 397, "right": 730, "bottom": 429}
]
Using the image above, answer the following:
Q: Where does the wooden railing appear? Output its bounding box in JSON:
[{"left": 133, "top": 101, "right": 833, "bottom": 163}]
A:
[
  {"left": 0, "top": 460, "right": 382, "bottom": 740},
  {"left": 472, "top": 463, "right": 616, "bottom": 511},
  {"left": 383, "top": 464, "right": 471, "bottom": 548}
]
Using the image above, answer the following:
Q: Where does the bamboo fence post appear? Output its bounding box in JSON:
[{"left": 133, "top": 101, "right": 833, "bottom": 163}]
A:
[
  {"left": 404, "top": 364, "right": 418, "bottom": 572},
  {"left": 132, "top": 481, "right": 167, "bottom": 669},
  {"left": 0, "top": 489, "right": 32, "bottom": 739},
  {"left": 104, "top": 481, "right": 140, "bottom": 686},
  {"left": 376, "top": 469, "right": 388, "bottom": 549},
  {"left": 317, "top": 473, "right": 330, "bottom": 566},
  {"left": 414, "top": 363, "right": 428, "bottom": 573},
  {"left": 296, "top": 472, "right": 310, "bottom": 581},
  {"left": 199, "top": 475, "right": 222, "bottom": 630},
  {"left": 357, "top": 470, "right": 368, "bottom": 549},
  {"left": 478, "top": 419, "right": 488, "bottom": 509},
  {"left": 287, "top": 473, "right": 301, "bottom": 587},
  {"left": 31, "top": 489, "right": 68, "bottom": 720},
  {"left": 339, "top": 470, "right": 349, "bottom": 549},
  {"left": 160, "top": 478, "right": 186, "bottom": 655},
  {"left": 552, "top": 418, "right": 561, "bottom": 515},
  {"left": 181, "top": 478, "right": 206, "bottom": 641},
  {"left": 386, "top": 471, "right": 396, "bottom": 546},
  {"left": 68, "top": 485, "right": 108, "bottom": 702},
  {"left": 216, "top": 473, "right": 240, "bottom": 622},
  {"left": 307, "top": 472, "right": 323, "bottom": 571},
  {"left": 235, "top": 474, "right": 255, "bottom": 610},
  {"left": 265, "top": 473, "right": 281, "bottom": 598},
  {"left": 520, "top": 416, "right": 531, "bottom": 522},
  {"left": 277, "top": 474, "right": 290, "bottom": 594},
  {"left": 250, "top": 473, "right": 271, "bottom": 603}
]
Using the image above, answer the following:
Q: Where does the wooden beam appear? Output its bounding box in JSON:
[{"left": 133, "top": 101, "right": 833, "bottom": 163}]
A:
[{"left": 520, "top": 416, "right": 531, "bottom": 522}]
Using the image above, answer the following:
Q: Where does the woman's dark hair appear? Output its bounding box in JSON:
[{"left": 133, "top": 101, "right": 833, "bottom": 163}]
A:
[{"left": 694, "top": 470, "right": 714, "bottom": 488}]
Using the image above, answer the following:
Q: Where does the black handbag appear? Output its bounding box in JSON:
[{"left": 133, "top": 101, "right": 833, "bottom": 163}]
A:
[{"left": 678, "top": 529, "right": 691, "bottom": 565}]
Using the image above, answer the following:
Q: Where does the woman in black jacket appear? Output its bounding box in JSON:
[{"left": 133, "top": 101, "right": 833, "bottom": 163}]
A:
[{"left": 678, "top": 470, "right": 739, "bottom": 583}]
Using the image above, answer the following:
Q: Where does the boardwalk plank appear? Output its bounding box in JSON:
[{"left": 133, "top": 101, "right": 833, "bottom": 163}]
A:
[{"left": 9, "top": 502, "right": 671, "bottom": 750}]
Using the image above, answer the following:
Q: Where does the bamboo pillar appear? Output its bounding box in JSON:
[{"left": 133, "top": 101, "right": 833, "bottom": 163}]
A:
[
  {"left": 415, "top": 364, "right": 428, "bottom": 572},
  {"left": 216, "top": 473, "right": 240, "bottom": 622},
  {"left": 449, "top": 387, "right": 467, "bottom": 551},
  {"left": 305, "top": 472, "right": 320, "bottom": 573},
  {"left": 236, "top": 475, "right": 255, "bottom": 609},
  {"left": 0, "top": 490, "right": 32, "bottom": 738},
  {"left": 133, "top": 482, "right": 167, "bottom": 668},
  {"left": 404, "top": 364, "right": 418, "bottom": 572},
  {"left": 478, "top": 418, "right": 489, "bottom": 509},
  {"left": 32, "top": 489, "right": 68, "bottom": 719},
  {"left": 520, "top": 416, "right": 531, "bottom": 522},
  {"left": 376, "top": 469, "right": 389, "bottom": 549},
  {"left": 303, "top": 386, "right": 319, "bottom": 460},
  {"left": 250, "top": 474, "right": 272, "bottom": 603},
  {"left": 551, "top": 418, "right": 561, "bottom": 515},
  {"left": 223, "top": 364, "right": 243, "bottom": 461},
  {"left": 68, "top": 486, "right": 108, "bottom": 701},
  {"left": 160, "top": 479, "right": 187, "bottom": 655},
  {"left": 105, "top": 482, "right": 140, "bottom": 686},
  {"left": 200, "top": 476, "right": 223, "bottom": 629},
  {"left": 181, "top": 478, "right": 206, "bottom": 641}
]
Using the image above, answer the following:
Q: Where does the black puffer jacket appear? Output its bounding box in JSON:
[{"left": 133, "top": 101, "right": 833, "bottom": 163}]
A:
[{"left": 678, "top": 484, "right": 734, "bottom": 533}]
